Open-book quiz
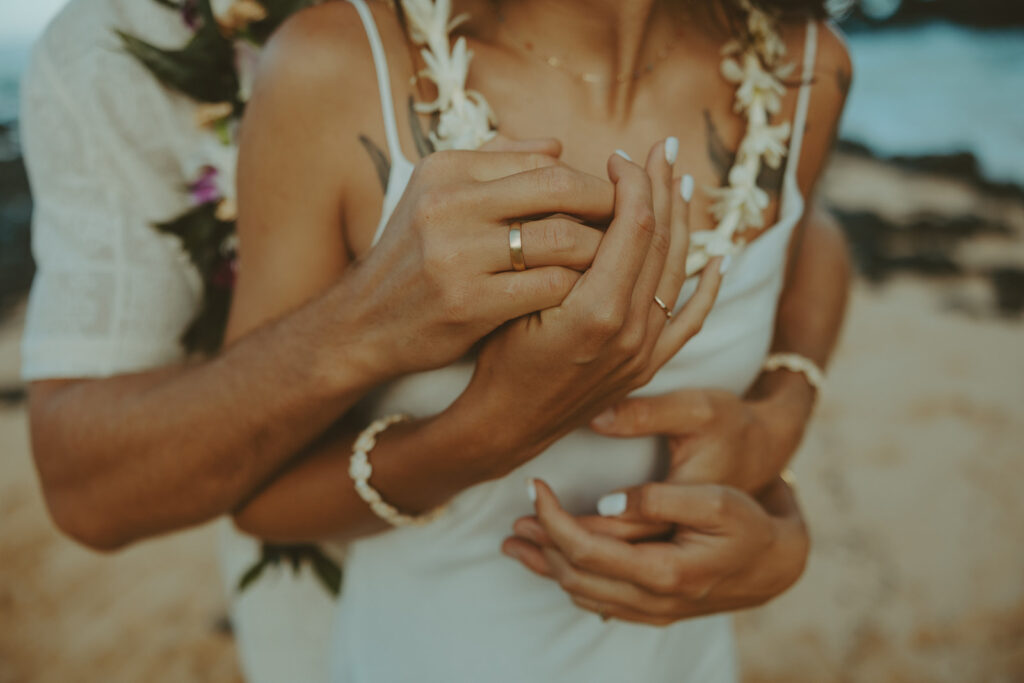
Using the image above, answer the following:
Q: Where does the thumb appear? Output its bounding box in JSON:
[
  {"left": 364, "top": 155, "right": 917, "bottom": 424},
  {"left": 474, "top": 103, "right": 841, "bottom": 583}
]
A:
[
  {"left": 590, "top": 390, "right": 714, "bottom": 437},
  {"left": 479, "top": 134, "right": 563, "bottom": 157},
  {"left": 596, "top": 483, "right": 739, "bottom": 531}
]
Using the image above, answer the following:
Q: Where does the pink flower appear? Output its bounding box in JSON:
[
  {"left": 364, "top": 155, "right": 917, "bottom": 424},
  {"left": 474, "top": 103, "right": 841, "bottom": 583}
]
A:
[
  {"left": 189, "top": 165, "right": 222, "bottom": 205},
  {"left": 181, "top": 0, "right": 201, "bottom": 29}
]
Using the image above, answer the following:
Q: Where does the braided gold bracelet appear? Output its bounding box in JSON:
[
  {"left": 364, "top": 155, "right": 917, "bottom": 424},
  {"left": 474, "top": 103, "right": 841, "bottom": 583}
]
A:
[
  {"left": 763, "top": 352, "right": 825, "bottom": 392},
  {"left": 348, "top": 414, "right": 448, "bottom": 527}
]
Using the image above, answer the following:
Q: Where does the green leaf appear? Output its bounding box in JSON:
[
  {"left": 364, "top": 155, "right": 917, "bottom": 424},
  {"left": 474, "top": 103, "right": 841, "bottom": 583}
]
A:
[
  {"left": 181, "top": 284, "right": 231, "bottom": 355},
  {"left": 115, "top": 19, "right": 238, "bottom": 103},
  {"left": 309, "top": 549, "right": 343, "bottom": 597},
  {"left": 154, "top": 203, "right": 234, "bottom": 276},
  {"left": 237, "top": 558, "right": 269, "bottom": 592},
  {"left": 236, "top": 543, "right": 343, "bottom": 598}
]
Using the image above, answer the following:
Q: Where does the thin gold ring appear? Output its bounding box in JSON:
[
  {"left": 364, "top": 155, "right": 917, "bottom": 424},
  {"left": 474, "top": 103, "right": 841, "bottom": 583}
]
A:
[
  {"left": 653, "top": 295, "right": 673, "bottom": 320},
  {"left": 509, "top": 222, "right": 527, "bottom": 272}
]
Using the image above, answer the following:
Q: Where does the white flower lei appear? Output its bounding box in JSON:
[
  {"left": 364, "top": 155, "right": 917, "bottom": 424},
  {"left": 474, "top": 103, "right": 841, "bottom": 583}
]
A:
[
  {"left": 402, "top": 0, "right": 497, "bottom": 150},
  {"left": 399, "top": 0, "right": 795, "bottom": 276}
]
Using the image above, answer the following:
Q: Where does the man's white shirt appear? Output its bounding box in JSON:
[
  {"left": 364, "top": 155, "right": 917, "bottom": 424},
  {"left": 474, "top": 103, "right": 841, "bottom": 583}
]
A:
[{"left": 20, "top": 1, "right": 337, "bottom": 680}]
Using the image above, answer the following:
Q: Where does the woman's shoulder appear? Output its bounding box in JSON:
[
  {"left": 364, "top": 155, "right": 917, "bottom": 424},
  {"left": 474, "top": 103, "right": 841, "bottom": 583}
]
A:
[
  {"left": 777, "top": 17, "right": 854, "bottom": 195},
  {"left": 257, "top": 2, "right": 382, "bottom": 97}
]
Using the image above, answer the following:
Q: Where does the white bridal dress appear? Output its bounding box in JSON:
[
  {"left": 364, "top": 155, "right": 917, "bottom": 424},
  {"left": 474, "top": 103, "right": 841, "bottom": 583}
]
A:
[{"left": 326, "top": 2, "right": 820, "bottom": 681}]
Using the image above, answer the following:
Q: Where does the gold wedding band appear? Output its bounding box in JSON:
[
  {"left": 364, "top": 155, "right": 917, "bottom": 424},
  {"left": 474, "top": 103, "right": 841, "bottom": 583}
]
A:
[
  {"left": 509, "top": 222, "right": 527, "bottom": 272},
  {"left": 653, "top": 295, "right": 673, "bottom": 320}
]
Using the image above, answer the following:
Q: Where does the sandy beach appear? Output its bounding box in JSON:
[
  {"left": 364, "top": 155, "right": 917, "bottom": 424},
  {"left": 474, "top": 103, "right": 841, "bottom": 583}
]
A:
[{"left": 1, "top": 151, "right": 1023, "bottom": 681}]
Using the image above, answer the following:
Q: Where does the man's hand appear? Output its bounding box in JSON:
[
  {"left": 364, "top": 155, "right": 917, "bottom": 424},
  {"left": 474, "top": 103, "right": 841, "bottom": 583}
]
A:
[{"left": 503, "top": 479, "right": 808, "bottom": 626}]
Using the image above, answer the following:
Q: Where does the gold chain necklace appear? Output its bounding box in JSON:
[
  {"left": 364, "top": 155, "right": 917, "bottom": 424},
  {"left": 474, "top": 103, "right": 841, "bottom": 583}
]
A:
[
  {"left": 504, "top": 31, "right": 684, "bottom": 85},
  {"left": 492, "top": 2, "right": 683, "bottom": 86}
]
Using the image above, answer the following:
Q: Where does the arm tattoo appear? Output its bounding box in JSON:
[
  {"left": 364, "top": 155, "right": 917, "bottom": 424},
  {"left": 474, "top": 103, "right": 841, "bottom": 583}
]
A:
[
  {"left": 836, "top": 66, "right": 851, "bottom": 98},
  {"left": 358, "top": 134, "right": 391, "bottom": 192},
  {"left": 360, "top": 95, "right": 439, "bottom": 194},
  {"left": 704, "top": 109, "right": 785, "bottom": 196}
]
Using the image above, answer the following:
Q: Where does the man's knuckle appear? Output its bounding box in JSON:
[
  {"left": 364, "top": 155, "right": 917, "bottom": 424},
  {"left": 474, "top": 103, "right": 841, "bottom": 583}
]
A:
[
  {"left": 615, "top": 325, "right": 645, "bottom": 357},
  {"left": 544, "top": 220, "right": 576, "bottom": 254},
  {"left": 537, "top": 165, "right": 576, "bottom": 196},
  {"left": 588, "top": 304, "right": 627, "bottom": 337},
  {"left": 707, "top": 486, "right": 732, "bottom": 516}
]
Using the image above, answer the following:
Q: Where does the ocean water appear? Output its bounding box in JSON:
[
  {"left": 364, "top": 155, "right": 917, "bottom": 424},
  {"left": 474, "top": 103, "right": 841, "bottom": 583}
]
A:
[
  {"left": 843, "top": 22, "right": 1024, "bottom": 186},
  {"left": 0, "top": 16, "right": 1022, "bottom": 183}
]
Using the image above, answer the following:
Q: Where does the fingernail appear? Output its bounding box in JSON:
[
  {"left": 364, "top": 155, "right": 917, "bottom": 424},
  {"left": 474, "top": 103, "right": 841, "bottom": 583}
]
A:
[
  {"left": 720, "top": 254, "right": 732, "bottom": 275},
  {"left": 597, "top": 492, "right": 627, "bottom": 517},
  {"left": 614, "top": 149, "right": 632, "bottom": 162},
  {"left": 681, "top": 174, "right": 695, "bottom": 202},
  {"left": 527, "top": 479, "right": 537, "bottom": 504},
  {"left": 664, "top": 137, "right": 678, "bottom": 165},
  {"left": 590, "top": 408, "right": 615, "bottom": 430},
  {"left": 503, "top": 546, "right": 520, "bottom": 561}
]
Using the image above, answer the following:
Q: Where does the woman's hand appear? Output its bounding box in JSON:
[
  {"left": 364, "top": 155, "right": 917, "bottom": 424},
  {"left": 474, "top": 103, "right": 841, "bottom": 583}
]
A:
[
  {"left": 503, "top": 478, "right": 809, "bottom": 626},
  {"left": 349, "top": 142, "right": 617, "bottom": 379},
  {"left": 589, "top": 386, "right": 812, "bottom": 494},
  {"left": 451, "top": 142, "right": 723, "bottom": 480}
]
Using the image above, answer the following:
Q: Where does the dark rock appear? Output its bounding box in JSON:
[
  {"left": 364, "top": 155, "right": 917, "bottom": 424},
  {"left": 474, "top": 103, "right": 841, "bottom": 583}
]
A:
[
  {"left": 990, "top": 268, "right": 1024, "bottom": 316},
  {"left": 833, "top": 207, "right": 1024, "bottom": 318},
  {"left": 842, "top": 0, "right": 1024, "bottom": 29},
  {"left": 0, "top": 125, "right": 34, "bottom": 321},
  {"left": 836, "top": 141, "right": 1024, "bottom": 203}
]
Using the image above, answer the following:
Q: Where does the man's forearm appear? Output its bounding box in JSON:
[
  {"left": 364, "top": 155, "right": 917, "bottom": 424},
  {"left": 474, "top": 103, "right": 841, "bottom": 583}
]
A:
[
  {"left": 28, "top": 280, "right": 386, "bottom": 551},
  {"left": 747, "top": 207, "right": 851, "bottom": 470}
]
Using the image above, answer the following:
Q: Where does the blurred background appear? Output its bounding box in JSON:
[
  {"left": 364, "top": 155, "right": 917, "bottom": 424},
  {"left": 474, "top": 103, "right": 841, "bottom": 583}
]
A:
[{"left": 1, "top": 1, "right": 1022, "bottom": 681}]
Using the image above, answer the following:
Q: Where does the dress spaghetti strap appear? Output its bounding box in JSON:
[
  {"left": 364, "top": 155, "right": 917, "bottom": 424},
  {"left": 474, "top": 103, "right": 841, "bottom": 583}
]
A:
[
  {"left": 346, "top": 0, "right": 409, "bottom": 168},
  {"left": 785, "top": 21, "right": 819, "bottom": 185},
  {"left": 346, "top": 0, "right": 417, "bottom": 246}
]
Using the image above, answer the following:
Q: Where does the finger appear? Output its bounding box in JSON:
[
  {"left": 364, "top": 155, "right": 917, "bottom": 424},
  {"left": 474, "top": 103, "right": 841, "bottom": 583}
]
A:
[
  {"left": 485, "top": 217, "right": 603, "bottom": 273},
  {"left": 655, "top": 174, "right": 694, "bottom": 312},
  {"left": 757, "top": 476, "right": 801, "bottom": 519},
  {"left": 513, "top": 515, "right": 672, "bottom": 546},
  {"left": 483, "top": 266, "right": 582, "bottom": 322},
  {"left": 649, "top": 139, "right": 675, "bottom": 238},
  {"left": 580, "top": 154, "right": 657, "bottom": 301},
  {"left": 589, "top": 390, "right": 715, "bottom": 437},
  {"left": 631, "top": 141, "right": 675, "bottom": 325},
  {"left": 471, "top": 165, "right": 616, "bottom": 223},
  {"left": 501, "top": 537, "right": 554, "bottom": 578},
  {"left": 570, "top": 593, "right": 736, "bottom": 626},
  {"left": 478, "top": 135, "right": 563, "bottom": 158},
  {"left": 650, "top": 257, "right": 724, "bottom": 368},
  {"left": 439, "top": 149, "right": 560, "bottom": 182},
  {"left": 543, "top": 546, "right": 683, "bottom": 618},
  {"left": 530, "top": 479, "right": 680, "bottom": 590},
  {"left": 596, "top": 482, "right": 748, "bottom": 532}
]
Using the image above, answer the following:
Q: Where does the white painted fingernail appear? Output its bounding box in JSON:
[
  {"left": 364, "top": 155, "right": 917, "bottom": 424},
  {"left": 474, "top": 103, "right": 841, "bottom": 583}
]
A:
[
  {"left": 597, "top": 492, "right": 628, "bottom": 517},
  {"left": 664, "top": 137, "right": 678, "bottom": 165},
  {"left": 720, "top": 254, "right": 733, "bottom": 275},
  {"left": 681, "top": 174, "right": 695, "bottom": 202},
  {"left": 614, "top": 149, "right": 632, "bottom": 162},
  {"left": 527, "top": 479, "right": 537, "bottom": 503}
]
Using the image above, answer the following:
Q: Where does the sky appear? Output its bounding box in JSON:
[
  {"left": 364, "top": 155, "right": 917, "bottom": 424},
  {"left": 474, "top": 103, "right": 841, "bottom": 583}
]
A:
[{"left": 0, "top": 0, "right": 68, "bottom": 45}]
